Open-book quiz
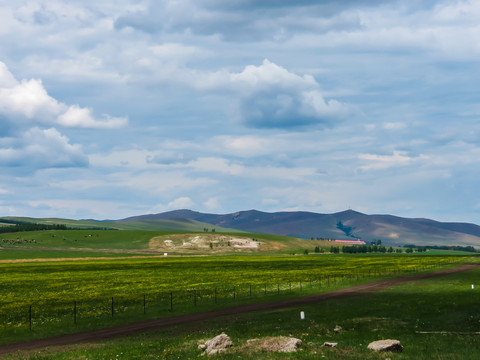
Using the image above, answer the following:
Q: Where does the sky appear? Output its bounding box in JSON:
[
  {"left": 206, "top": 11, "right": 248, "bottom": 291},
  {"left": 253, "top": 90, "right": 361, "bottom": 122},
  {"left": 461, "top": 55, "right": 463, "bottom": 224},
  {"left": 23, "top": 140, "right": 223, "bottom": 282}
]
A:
[{"left": 0, "top": 0, "right": 480, "bottom": 223}]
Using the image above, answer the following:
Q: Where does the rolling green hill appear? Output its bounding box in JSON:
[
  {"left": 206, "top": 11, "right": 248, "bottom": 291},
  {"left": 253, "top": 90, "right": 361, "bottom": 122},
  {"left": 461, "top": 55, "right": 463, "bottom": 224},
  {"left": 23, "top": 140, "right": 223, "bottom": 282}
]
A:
[
  {"left": 0, "top": 228, "right": 335, "bottom": 257},
  {"left": 3, "top": 208, "right": 480, "bottom": 248},
  {"left": 0, "top": 216, "right": 242, "bottom": 233}
]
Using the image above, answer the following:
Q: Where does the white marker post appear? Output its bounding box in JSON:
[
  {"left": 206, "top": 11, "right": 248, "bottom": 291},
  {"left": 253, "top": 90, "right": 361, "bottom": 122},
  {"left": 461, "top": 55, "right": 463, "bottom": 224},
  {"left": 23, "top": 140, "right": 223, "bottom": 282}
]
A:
[
  {"left": 472, "top": 284, "right": 475, "bottom": 289},
  {"left": 300, "top": 311, "right": 305, "bottom": 320}
]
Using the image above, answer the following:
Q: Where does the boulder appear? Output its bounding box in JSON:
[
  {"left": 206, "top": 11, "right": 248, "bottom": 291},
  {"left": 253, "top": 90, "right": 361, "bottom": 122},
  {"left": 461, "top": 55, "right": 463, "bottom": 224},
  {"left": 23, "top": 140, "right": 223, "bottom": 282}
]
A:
[
  {"left": 245, "top": 336, "right": 302, "bottom": 353},
  {"left": 367, "top": 339, "right": 403, "bottom": 352},
  {"left": 199, "top": 333, "right": 233, "bottom": 355},
  {"left": 323, "top": 342, "right": 338, "bottom": 348}
]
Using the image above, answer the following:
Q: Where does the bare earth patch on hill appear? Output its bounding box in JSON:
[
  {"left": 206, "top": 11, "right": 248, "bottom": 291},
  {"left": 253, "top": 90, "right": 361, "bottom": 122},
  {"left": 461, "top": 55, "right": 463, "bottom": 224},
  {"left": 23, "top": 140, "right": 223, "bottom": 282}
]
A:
[{"left": 149, "top": 234, "right": 277, "bottom": 252}]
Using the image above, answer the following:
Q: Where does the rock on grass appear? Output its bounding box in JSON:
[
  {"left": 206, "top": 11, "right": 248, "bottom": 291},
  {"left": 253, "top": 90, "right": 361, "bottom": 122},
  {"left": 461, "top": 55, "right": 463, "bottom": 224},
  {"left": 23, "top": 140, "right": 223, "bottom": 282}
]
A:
[
  {"left": 245, "top": 336, "right": 302, "bottom": 353},
  {"left": 198, "top": 333, "right": 233, "bottom": 355},
  {"left": 367, "top": 339, "right": 403, "bottom": 352}
]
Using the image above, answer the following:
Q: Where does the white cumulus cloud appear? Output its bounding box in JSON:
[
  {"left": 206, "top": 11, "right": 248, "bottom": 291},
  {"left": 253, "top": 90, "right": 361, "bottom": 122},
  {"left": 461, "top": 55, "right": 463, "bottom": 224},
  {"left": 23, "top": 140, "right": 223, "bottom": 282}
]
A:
[
  {"left": 358, "top": 151, "right": 428, "bottom": 171},
  {"left": 167, "top": 197, "right": 195, "bottom": 209},
  {"left": 197, "top": 59, "right": 350, "bottom": 128},
  {"left": 58, "top": 105, "right": 127, "bottom": 129},
  {"left": 0, "top": 127, "right": 88, "bottom": 169},
  {"left": 0, "top": 61, "right": 127, "bottom": 129}
]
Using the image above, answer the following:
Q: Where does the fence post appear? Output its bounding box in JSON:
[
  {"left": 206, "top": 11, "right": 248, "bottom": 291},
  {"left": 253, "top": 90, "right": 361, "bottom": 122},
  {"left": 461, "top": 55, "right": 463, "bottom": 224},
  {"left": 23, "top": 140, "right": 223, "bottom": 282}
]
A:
[
  {"left": 194, "top": 290, "right": 197, "bottom": 306},
  {"left": 277, "top": 283, "right": 280, "bottom": 295},
  {"left": 249, "top": 284, "right": 252, "bottom": 297},
  {"left": 328, "top": 275, "right": 330, "bottom": 286},
  {"left": 233, "top": 286, "right": 236, "bottom": 300},
  {"left": 143, "top": 295, "right": 146, "bottom": 314},
  {"left": 264, "top": 284, "right": 267, "bottom": 295},
  {"left": 170, "top": 292, "right": 173, "bottom": 311},
  {"left": 214, "top": 288, "right": 217, "bottom": 304},
  {"left": 300, "top": 281, "right": 302, "bottom": 291},
  {"left": 289, "top": 282, "right": 291, "bottom": 292},
  {"left": 74, "top": 301, "right": 77, "bottom": 324},
  {"left": 111, "top": 297, "right": 114, "bottom": 317},
  {"left": 29, "top": 305, "right": 32, "bottom": 331}
]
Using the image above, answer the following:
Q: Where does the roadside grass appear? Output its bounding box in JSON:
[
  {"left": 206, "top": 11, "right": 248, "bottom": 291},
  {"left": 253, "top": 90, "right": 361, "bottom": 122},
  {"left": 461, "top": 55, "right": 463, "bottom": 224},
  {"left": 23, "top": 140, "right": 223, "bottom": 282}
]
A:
[
  {"left": 0, "top": 249, "right": 155, "bottom": 260},
  {"left": 4, "top": 264, "right": 480, "bottom": 359},
  {"left": 0, "top": 254, "right": 474, "bottom": 346}
]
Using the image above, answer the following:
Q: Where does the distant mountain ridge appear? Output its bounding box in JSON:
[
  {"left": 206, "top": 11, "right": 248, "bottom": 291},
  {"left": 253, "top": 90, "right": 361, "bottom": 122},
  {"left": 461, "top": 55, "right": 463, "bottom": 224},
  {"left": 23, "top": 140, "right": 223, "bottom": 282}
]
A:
[
  {"left": 3, "top": 209, "right": 480, "bottom": 247},
  {"left": 120, "top": 209, "right": 480, "bottom": 247}
]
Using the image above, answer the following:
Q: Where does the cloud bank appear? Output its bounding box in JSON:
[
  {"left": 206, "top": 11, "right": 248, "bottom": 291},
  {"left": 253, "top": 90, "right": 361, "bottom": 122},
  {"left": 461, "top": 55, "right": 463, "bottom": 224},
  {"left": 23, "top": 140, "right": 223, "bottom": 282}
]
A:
[{"left": 0, "top": 0, "right": 479, "bottom": 222}]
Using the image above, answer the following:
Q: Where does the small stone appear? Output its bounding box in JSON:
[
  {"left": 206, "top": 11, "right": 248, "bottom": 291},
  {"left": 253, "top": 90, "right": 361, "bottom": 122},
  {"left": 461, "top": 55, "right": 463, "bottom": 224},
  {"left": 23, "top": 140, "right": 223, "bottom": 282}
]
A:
[
  {"left": 367, "top": 339, "right": 403, "bottom": 352},
  {"left": 323, "top": 342, "right": 338, "bottom": 348},
  {"left": 333, "top": 325, "right": 342, "bottom": 333}
]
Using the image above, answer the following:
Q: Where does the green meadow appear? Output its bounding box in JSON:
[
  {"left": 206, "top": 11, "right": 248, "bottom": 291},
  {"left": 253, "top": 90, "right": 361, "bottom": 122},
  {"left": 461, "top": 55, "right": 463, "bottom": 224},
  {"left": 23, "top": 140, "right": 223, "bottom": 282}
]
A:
[
  {"left": 0, "top": 253, "right": 474, "bottom": 345},
  {"left": 0, "top": 227, "right": 478, "bottom": 359},
  {"left": 3, "top": 258, "right": 480, "bottom": 359}
]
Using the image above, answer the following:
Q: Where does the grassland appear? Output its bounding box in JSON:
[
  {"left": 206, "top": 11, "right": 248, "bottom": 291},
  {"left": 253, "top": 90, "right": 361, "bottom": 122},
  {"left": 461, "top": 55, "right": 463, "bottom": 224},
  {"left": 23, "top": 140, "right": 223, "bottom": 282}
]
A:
[
  {"left": 1, "top": 228, "right": 476, "bottom": 256},
  {"left": 0, "top": 249, "right": 155, "bottom": 261},
  {"left": 2, "top": 260, "right": 480, "bottom": 359},
  {"left": 0, "top": 227, "right": 478, "bottom": 359},
  {"left": 0, "top": 229, "right": 346, "bottom": 256},
  {"left": 0, "top": 253, "right": 474, "bottom": 345}
]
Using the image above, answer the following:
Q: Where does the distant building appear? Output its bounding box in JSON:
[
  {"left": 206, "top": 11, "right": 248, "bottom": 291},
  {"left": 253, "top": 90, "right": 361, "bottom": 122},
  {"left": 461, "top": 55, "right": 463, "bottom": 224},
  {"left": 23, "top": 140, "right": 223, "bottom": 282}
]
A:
[{"left": 333, "top": 239, "right": 366, "bottom": 245}]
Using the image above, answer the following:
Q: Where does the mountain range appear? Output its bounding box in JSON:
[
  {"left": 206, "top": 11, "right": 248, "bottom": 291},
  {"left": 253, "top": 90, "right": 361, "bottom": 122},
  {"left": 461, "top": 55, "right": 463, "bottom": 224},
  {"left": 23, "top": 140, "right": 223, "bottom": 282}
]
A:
[
  {"left": 3, "top": 209, "right": 480, "bottom": 247},
  {"left": 120, "top": 209, "right": 480, "bottom": 247}
]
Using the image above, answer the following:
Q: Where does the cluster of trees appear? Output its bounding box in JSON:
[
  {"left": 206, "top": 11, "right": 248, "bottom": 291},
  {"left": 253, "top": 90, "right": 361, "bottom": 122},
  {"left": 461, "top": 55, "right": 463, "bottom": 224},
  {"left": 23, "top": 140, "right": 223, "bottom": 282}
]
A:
[
  {"left": 203, "top": 228, "right": 216, "bottom": 232},
  {"left": 404, "top": 244, "right": 477, "bottom": 253},
  {"left": 304, "top": 245, "right": 401, "bottom": 254},
  {"left": 0, "top": 223, "right": 67, "bottom": 234},
  {"left": 305, "top": 242, "right": 478, "bottom": 255},
  {"left": 330, "top": 246, "right": 341, "bottom": 253},
  {"left": 341, "top": 245, "right": 399, "bottom": 253}
]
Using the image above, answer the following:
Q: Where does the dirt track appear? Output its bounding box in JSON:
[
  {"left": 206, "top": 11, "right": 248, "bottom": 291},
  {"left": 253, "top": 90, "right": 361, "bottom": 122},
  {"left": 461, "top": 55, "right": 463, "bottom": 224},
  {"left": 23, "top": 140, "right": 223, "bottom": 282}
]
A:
[{"left": 0, "top": 263, "right": 478, "bottom": 355}]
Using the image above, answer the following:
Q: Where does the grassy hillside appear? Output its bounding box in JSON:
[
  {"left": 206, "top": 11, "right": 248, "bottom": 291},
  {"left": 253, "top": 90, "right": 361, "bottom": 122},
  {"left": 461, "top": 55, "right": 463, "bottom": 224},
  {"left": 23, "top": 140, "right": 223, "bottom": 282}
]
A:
[
  {"left": 0, "top": 230, "right": 160, "bottom": 250},
  {"left": 0, "top": 229, "right": 335, "bottom": 255},
  {"left": 0, "top": 216, "right": 242, "bottom": 232}
]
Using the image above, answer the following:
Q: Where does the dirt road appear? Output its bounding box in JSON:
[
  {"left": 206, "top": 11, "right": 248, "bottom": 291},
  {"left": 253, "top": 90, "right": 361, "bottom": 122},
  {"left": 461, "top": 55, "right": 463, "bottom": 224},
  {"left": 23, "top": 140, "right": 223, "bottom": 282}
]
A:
[{"left": 0, "top": 262, "right": 478, "bottom": 355}]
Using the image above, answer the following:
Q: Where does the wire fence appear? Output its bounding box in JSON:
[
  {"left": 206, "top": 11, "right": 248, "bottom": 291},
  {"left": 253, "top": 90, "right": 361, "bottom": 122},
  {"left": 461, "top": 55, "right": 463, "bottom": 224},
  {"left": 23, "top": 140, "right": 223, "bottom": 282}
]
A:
[{"left": 0, "top": 263, "right": 447, "bottom": 334}]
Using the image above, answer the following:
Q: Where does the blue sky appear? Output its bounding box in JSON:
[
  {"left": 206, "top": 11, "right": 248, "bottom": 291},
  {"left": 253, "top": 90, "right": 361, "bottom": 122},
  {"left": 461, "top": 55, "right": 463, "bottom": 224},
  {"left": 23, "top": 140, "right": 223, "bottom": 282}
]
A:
[{"left": 0, "top": 0, "right": 479, "bottom": 222}]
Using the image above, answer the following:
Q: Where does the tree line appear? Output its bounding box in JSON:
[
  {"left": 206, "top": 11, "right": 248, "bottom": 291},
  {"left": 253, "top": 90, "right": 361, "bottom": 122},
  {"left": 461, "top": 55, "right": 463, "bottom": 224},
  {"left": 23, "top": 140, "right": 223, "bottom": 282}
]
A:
[
  {"left": 309, "top": 245, "right": 400, "bottom": 254},
  {"left": 0, "top": 223, "right": 68, "bottom": 234},
  {"left": 403, "top": 244, "right": 477, "bottom": 253},
  {"left": 0, "top": 218, "right": 117, "bottom": 233}
]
